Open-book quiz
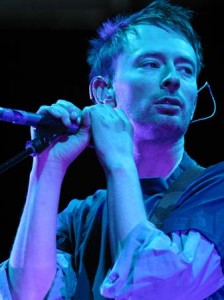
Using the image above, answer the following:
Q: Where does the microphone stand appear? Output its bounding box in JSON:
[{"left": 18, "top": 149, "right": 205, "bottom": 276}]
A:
[
  {"left": 0, "top": 134, "right": 58, "bottom": 174},
  {"left": 0, "top": 107, "right": 81, "bottom": 174}
]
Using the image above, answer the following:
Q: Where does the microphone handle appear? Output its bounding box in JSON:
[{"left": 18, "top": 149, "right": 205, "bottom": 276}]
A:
[{"left": 0, "top": 107, "right": 79, "bottom": 134}]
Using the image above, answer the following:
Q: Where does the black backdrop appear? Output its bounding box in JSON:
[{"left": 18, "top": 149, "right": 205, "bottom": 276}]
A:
[{"left": 0, "top": 2, "right": 224, "bottom": 262}]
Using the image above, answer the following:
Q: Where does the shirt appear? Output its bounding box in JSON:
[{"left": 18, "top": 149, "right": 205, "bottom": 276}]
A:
[{"left": 0, "top": 152, "right": 224, "bottom": 299}]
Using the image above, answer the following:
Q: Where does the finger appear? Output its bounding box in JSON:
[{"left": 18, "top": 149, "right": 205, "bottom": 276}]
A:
[
  {"left": 37, "top": 101, "right": 81, "bottom": 127},
  {"left": 56, "top": 99, "right": 78, "bottom": 113},
  {"left": 55, "top": 99, "right": 82, "bottom": 125},
  {"left": 80, "top": 106, "right": 93, "bottom": 129}
]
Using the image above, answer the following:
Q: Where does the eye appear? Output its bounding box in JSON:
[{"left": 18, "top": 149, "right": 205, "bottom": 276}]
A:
[
  {"left": 141, "top": 60, "right": 160, "bottom": 69},
  {"left": 178, "top": 65, "right": 194, "bottom": 76}
]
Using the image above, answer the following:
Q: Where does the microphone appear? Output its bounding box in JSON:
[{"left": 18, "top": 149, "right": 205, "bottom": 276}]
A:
[{"left": 0, "top": 107, "right": 79, "bottom": 135}]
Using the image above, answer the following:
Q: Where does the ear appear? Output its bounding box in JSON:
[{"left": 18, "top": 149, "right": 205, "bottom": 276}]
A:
[{"left": 89, "top": 76, "right": 116, "bottom": 107}]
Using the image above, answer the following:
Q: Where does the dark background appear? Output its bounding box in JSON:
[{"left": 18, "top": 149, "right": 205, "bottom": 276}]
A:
[{"left": 0, "top": 0, "right": 223, "bottom": 262}]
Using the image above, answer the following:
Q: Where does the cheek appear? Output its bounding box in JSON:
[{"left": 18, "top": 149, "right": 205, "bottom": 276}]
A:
[
  {"left": 189, "top": 88, "right": 198, "bottom": 107},
  {"left": 115, "top": 88, "right": 144, "bottom": 115},
  {"left": 114, "top": 78, "right": 149, "bottom": 104},
  {"left": 185, "top": 91, "right": 198, "bottom": 121},
  {"left": 182, "top": 81, "right": 197, "bottom": 105}
]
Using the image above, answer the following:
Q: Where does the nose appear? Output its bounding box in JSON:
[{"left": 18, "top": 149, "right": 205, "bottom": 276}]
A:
[{"left": 160, "top": 66, "right": 180, "bottom": 93}]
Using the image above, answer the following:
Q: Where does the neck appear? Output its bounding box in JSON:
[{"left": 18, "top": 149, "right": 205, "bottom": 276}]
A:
[{"left": 134, "top": 138, "right": 185, "bottom": 179}]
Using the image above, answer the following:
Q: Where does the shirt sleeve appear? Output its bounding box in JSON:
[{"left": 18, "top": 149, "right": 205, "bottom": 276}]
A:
[
  {"left": 0, "top": 260, "right": 12, "bottom": 300},
  {"left": 0, "top": 251, "right": 77, "bottom": 300},
  {"left": 100, "top": 220, "right": 224, "bottom": 300}
]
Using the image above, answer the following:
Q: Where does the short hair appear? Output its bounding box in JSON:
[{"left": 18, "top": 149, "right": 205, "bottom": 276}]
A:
[{"left": 87, "top": 0, "right": 203, "bottom": 82}]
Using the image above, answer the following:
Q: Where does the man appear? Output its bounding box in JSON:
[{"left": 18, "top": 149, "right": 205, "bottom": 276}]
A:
[{"left": 1, "top": 0, "right": 224, "bottom": 299}]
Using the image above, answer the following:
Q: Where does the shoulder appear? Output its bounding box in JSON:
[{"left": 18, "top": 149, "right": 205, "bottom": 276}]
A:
[
  {"left": 196, "top": 161, "right": 224, "bottom": 186},
  {"left": 204, "top": 161, "right": 224, "bottom": 175}
]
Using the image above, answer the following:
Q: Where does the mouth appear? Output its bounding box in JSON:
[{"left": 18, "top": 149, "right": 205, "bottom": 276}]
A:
[
  {"left": 154, "top": 97, "right": 182, "bottom": 115},
  {"left": 155, "top": 97, "right": 182, "bottom": 107}
]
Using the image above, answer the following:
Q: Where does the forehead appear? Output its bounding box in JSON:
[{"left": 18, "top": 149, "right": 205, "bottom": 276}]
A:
[{"left": 122, "top": 24, "right": 197, "bottom": 65}]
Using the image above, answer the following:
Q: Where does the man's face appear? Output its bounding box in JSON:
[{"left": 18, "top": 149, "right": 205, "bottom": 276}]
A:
[{"left": 112, "top": 24, "right": 198, "bottom": 142}]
